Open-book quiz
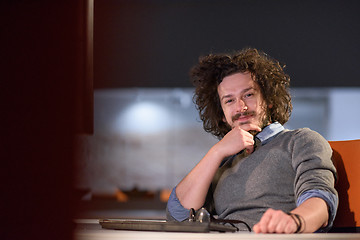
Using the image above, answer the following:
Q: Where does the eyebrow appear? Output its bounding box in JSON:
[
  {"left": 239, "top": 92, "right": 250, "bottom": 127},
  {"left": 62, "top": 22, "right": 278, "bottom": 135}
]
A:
[{"left": 220, "top": 87, "right": 255, "bottom": 101}]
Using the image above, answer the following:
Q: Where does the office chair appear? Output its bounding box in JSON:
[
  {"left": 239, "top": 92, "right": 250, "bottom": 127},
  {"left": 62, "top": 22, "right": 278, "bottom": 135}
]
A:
[{"left": 329, "top": 139, "right": 360, "bottom": 232}]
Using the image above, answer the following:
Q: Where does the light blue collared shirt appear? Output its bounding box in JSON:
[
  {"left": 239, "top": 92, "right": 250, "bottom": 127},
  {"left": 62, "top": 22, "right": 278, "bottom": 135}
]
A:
[{"left": 256, "top": 121, "right": 285, "bottom": 145}]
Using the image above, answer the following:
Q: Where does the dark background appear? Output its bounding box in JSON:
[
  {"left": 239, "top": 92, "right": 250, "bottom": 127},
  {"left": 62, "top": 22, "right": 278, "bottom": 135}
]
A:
[
  {"left": 95, "top": 0, "right": 360, "bottom": 88},
  {"left": 1, "top": 1, "right": 88, "bottom": 239}
]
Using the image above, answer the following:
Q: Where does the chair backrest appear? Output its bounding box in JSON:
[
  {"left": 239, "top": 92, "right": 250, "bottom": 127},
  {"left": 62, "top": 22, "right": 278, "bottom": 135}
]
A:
[{"left": 329, "top": 139, "right": 360, "bottom": 230}]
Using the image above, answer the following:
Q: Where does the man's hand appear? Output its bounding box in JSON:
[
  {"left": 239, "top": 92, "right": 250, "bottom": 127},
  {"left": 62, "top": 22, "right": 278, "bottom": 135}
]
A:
[
  {"left": 253, "top": 209, "right": 299, "bottom": 234},
  {"left": 214, "top": 123, "right": 261, "bottom": 158}
]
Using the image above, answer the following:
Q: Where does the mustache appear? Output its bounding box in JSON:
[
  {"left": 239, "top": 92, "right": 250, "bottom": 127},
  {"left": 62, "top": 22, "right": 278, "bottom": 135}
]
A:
[{"left": 231, "top": 111, "right": 255, "bottom": 122}]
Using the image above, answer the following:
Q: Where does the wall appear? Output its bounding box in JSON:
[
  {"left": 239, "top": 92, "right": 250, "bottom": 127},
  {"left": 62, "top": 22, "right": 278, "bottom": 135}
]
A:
[
  {"left": 328, "top": 89, "right": 360, "bottom": 141},
  {"left": 76, "top": 87, "right": 360, "bottom": 196},
  {"left": 94, "top": 0, "right": 360, "bottom": 88}
]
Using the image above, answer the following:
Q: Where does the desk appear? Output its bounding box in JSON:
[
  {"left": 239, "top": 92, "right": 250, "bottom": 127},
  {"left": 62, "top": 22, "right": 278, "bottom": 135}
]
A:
[{"left": 75, "top": 219, "right": 360, "bottom": 240}]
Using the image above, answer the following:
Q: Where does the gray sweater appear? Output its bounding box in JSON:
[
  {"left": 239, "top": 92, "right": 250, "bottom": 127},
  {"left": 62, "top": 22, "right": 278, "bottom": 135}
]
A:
[{"left": 203, "top": 128, "right": 337, "bottom": 230}]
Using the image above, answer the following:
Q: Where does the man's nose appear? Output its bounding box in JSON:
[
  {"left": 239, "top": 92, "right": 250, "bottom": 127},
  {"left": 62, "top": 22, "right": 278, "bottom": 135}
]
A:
[{"left": 235, "top": 99, "right": 248, "bottom": 112}]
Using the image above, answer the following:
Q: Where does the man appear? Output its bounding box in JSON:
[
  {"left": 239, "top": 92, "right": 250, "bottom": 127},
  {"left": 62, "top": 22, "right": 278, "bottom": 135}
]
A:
[{"left": 166, "top": 48, "right": 338, "bottom": 233}]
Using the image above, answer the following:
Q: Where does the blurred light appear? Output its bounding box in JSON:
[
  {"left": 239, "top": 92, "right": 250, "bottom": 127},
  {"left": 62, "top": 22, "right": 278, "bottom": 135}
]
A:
[{"left": 116, "top": 101, "right": 170, "bottom": 135}]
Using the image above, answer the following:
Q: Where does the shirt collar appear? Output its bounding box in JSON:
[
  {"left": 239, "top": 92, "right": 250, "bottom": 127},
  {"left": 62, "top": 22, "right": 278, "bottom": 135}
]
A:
[{"left": 256, "top": 122, "right": 284, "bottom": 145}]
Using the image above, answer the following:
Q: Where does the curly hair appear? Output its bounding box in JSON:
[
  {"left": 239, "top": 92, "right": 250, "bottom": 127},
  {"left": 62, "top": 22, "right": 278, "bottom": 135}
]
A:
[{"left": 190, "top": 48, "right": 292, "bottom": 139}]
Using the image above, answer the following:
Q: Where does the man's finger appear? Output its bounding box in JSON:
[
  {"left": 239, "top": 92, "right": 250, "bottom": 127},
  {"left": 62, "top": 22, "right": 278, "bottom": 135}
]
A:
[
  {"left": 246, "top": 145, "right": 254, "bottom": 154},
  {"left": 238, "top": 124, "right": 262, "bottom": 133},
  {"left": 256, "top": 209, "right": 273, "bottom": 233}
]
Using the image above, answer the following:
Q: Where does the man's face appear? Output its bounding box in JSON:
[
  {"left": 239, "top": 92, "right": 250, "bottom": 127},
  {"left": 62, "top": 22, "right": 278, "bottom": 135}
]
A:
[{"left": 217, "top": 72, "right": 270, "bottom": 131}]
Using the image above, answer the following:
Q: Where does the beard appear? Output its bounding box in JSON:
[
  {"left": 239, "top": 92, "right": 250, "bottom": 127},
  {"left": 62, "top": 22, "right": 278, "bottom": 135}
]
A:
[{"left": 230, "top": 110, "right": 271, "bottom": 136}]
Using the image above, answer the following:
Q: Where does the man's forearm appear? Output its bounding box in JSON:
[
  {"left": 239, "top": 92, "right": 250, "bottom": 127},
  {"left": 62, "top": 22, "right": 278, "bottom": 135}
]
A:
[
  {"left": 175, "top": 124, "right": 260, "bottom": 210},
  {"left": 291, "top": 197, "right": 329, "bottom": 233},
  {"left": 253, "top": 197, "right": 329, "bottom": 233},
  {"left": 175, "top": 146, "right": 224, "bottom": 210}
]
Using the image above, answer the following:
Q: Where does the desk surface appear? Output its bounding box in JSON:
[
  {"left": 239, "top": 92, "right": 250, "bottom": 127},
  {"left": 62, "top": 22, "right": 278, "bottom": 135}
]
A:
[{"left": 75, "top": 219, "right": 360, "bottom": 240}]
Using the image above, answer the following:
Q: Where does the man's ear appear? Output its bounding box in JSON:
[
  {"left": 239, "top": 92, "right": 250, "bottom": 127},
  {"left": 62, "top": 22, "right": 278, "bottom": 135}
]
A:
[
  {"left": 222, "top": 116, "right": 227, "bottom": 123},
  {"left": 268, "top": 103, "right": 273, "bottom": 109}
]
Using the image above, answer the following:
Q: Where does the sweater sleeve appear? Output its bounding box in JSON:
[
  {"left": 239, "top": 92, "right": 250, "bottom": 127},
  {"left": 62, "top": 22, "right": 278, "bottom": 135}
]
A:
[
  {"left": 291, "top": 129, "right": 338, "bottom": 197},
  {"left": 291, "top": 129, "right": 338, "bottom": 231}
]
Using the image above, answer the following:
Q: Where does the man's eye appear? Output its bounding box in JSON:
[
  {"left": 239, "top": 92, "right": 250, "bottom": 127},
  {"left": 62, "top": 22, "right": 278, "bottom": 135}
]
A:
[
  {"left": 225, "top": 99, "right": 233, "bottom": 104},
  {"left": 244, "top": 93, "right": 254, "bottom": 98}
]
